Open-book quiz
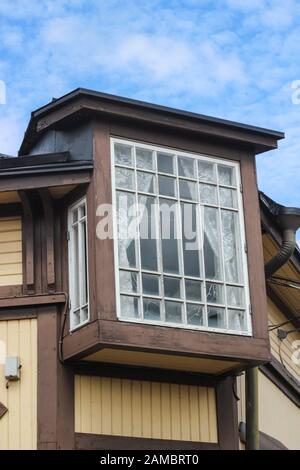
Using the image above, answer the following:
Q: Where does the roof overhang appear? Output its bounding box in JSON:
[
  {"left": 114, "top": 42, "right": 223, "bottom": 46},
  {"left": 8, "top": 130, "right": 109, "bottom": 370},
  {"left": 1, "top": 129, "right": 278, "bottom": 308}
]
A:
[{"left": 19, "top": 88, "right": 284, "bottom": 156}]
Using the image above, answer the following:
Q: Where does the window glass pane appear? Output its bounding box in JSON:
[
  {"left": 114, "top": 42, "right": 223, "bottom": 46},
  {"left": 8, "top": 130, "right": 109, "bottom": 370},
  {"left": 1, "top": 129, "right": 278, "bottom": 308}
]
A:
[
  {"left": 144, "top": 298, "right": 161, "bottom": 321},
  {"left": 198, "top": 161, "right": 216, "bottom": 182},
  {"left": 157, "top": 152, "right": 175, "bottom": 174},
  {"left": 136, "top": 148, "right": 154, "bottom": 170},
  {"left": 80, "top": 219, "right": 88, "bottom": 305},
  {"left": 73, "top": 209, "right": 78, "bottom": 223},
  {"left": 178, "top": 156, "right": 195, "bottom": 178},
  {"left": 185, "top": 279, "right": 202, "bottom": 301},
  {"left": 81, "top": 306, "right": 89, "bottom": 323},
  {"left": 181, "top": 203, "right": 201, "bottom": 277},
  {"left": 203, "top": 207, "right": 222, "bottom": 280},
  {"left": 207, "top": 306, "right": 225, "bottom": 328},
  {"left": 200, "top": 184, "right": 217, "bottom": 205},
  {"left": 115, "top": 167, "right": 135, "bottom": 190},
  {"left": 187, "top": 304, "right": 204, "bottom": 326},
  {"left": 73, "top": 309, "right": 80, "bottom": 327},
  {"left": 117, "top": 192, "right": 137, "bottom": 268},
  {"left": 221, "top": 210, "right": 243, "bottom": 283},
  {"left": 228, "top": 309, "right": 247, "bottom": 331},
  {"left": 179, "top": 180, "right": 197, "bottom": 201},
  {"left": 139, "top": 196, "right": 158, "bottom": 271},
  {"left": 218, "top": 165, "right": 236, "bottom": 186},
  {"left": 206, "top": 282, "right": 224, "bottom": 304},
  {"left": 73, "top": 224, "right": 79, "bottom": 309},
  {"left": 137, "top": 172, "right": 155, "bottom": 193},
  {"left": 226, "top": 285, "right": 245, "bottom": 307},
  {"left": 120, "top": 295, "right": 140, "bottom": 319},
  {"left": 119, "top": 271, "right": 139, "bottom": 293},
  {"left": 164, "top": 276, "right": 181, "bottom": 298},
  {"left": 79, "top": 204, "right": 86, "bottom": 218},
  {"left": 219, "top": 187, "right": 237, "bottom": 208},
  {"left": 142, "top": 274, "right": 160, "bottom": 296},
  {"left": 165, "top": 301, "right": 182, "bottom": 323},
  {"left": 115, "top": 143, "right": 133, "bottom": 166},
  {"left": 160, "top": 199, "right": 179, "bottom": 274},
  {"left": 158, "top": 175, "right": 176, "bottom": 197}
]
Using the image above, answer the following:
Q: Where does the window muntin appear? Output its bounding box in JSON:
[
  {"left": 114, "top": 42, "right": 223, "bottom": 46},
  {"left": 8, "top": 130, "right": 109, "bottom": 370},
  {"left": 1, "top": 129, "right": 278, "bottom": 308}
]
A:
[
  {"left": 68, "top": 197, "right": 89, "bottom": 330},
  {"left": 112, "top": 139, "right": 252, "bottom": 335}
]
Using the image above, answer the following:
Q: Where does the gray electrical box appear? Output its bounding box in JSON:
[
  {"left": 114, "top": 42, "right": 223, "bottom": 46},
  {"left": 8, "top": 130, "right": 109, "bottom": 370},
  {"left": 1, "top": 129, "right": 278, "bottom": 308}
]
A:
[{"left": 4, "top": 356, "right": 20, "bottom": 381}]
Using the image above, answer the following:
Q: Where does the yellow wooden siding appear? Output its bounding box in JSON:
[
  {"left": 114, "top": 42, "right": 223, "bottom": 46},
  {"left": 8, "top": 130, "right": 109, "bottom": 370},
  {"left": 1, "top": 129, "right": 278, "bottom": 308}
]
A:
[
  {"left": 258, "top": 371, "right": 300, "bottom": 450},
  {"left": 0, "top": 217, "right": 22, "bottom": 286},
  {"left": 75, "top": 375, "right": 218, "bottom": 443},
  {"left": 268, "top": 297, "right": 300, "bottom": 383},
  {"left": 0, "top": 319, "right": 37, "bottom": 450}
]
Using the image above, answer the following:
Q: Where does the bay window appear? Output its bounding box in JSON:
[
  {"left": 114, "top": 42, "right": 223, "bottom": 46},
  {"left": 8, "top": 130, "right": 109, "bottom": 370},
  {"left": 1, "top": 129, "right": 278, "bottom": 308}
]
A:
[{"left": 112, "top": 138, "right": 251, "bottom": 335}]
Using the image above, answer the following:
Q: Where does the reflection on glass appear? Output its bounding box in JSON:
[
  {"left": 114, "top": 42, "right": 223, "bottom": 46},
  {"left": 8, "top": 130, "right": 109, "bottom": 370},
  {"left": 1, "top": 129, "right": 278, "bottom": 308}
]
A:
[
  {"left": 159, "top": 175, "right": 176, "bottom": 197},
  {"left": 136, "top": 148, "right": 154, "bottom": 170},
  {"left": 139, "top": 196, "right": 158, "bottom": 271},
  {"left": 178, "top": 156, "right": 195, "bottom": 178},
  {"left": 164, "top": 277, "right": 181, "bottom": 298},
  {"left": 165, "top": 301, "right": 182, "bottom": 323},
  {"left": 187, "top": 304, "right": 204, "bottom": 326},
  {"left": 226, "top": 285, "right": 244, "bottom": 307},
  {"left": 219, "top": 187, "right": 237, "bottom": 208},
  {"left": 181, "top": 203, "right": 200, "bottom": 277},
  {"left": 119, "top": 271, "right": 139, "bottom": 293},
  {"left": 160, "top": 199, "right": 179, "bottom": 274},
  {"left": 179, "top": 180, "right": 197, "bottom": 201},
  {"left": 200, "top": 184, "right": 217, "bottom": 205},
  {"left": 117, "top": 192, "right": 137, "bottom": 268},
  {"left": 144, "top": 298, "right": 161, "bottom": 321},
  {"left": 137, "top": 172, "right": 155, "bottom": 193},
  {"left": 228, "top": 309, "right": 246, "bottom": 331},
  {"left": 157, "top": 152, "right": 175, "bottom": 174},
  {"left": 185, "top": 279, "right": 202, "bottom": 301},
  {"left": 198, "top": 161, "right": 216, "bottom": 182},
  {"left": 221, "top": 210, "right": 243, "bottom": 283},
  {"left": 142, "top": 274, "right": 160, "bottom": 296},
  {"left": 203, "top": 207, "right": 222, "bottom": 280},
  {"left": 120, "top": 295, "right": 140, "bottom": 318},
  {"left": 218, "top": 165, "right": 236, "bottom": 186},
  {"left": 206, "top": 282, "right": 224, "bottom": 304},
  {"left": 115, "top": 143, "right": 133, "bottom": 166},
  {"left": 207, "top": 306, "right": 225, "bottom": 328},
  {"left": 115, "top": 167, "right": 134, "bottom": 190}
]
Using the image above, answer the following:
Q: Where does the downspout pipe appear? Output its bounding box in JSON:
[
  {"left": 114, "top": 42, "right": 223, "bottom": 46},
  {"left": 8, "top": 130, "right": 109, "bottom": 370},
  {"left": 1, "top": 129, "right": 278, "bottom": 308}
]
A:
[{"left": 246, "top": 205, "right": 300, "bottom": 451}]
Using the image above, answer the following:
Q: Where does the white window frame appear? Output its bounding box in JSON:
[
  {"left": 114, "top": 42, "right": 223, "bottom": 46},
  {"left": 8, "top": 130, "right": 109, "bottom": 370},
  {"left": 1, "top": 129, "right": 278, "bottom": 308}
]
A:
[
  {"left": 111, "top": 137, "right": 252, "bottom": 336},
  {"left": 68, "top": 196, "right": 89, "bottom": 331}
]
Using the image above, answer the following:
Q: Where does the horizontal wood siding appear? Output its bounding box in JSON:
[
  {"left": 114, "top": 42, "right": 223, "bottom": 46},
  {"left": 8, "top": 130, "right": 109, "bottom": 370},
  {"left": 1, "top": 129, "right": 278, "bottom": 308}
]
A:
[
  {"left": 0, "top": 217, "right": 22, "bottom": 286},
  {"left": 267, "top": 297, "right": 300, "bottom": 383},
  {"left": 0, "top": 319, "right": 37, "bottom": 449},
  {"left": 75, "top": 375, "right": 218, "bottom": 443}
]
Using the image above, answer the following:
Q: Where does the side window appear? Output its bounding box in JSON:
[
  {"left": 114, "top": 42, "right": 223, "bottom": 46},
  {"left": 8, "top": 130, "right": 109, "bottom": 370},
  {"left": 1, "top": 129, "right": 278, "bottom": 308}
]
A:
[{"left": 68, "top": 197, "right": 89, "bottom": 330}]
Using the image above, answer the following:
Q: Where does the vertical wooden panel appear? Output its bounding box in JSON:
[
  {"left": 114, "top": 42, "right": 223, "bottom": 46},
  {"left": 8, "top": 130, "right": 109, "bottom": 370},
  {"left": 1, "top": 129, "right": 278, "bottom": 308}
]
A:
[
  {"left": 0, "top": 319, "right": 37, "bottom": 450},
  {"left": 74, "top": 375, "right": 218, "bottom": 443}
]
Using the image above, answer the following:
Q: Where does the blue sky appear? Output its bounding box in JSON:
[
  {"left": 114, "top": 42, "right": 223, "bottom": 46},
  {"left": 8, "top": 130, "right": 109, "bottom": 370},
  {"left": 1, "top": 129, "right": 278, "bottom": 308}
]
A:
[{"left": 0, "top": 0, "right": 300, "bottom": 210}]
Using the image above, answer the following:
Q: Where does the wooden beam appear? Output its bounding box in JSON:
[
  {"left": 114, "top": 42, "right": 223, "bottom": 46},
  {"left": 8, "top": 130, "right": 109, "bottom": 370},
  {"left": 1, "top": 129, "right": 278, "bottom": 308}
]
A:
[
  {"left": 38, "top": 189, "right": 55, "bottom": 290},
  {"left": 216, "top": 376, "right": 239, "bottom": 450},
  {"left": 0, "top": 171, "right": 91, "bottom": 192},
  {"left": 18, "top": 190, "right": 34, "bottom": 294},
  {"left": 0, "top": 293, "right": 66, "bottom": 309}
]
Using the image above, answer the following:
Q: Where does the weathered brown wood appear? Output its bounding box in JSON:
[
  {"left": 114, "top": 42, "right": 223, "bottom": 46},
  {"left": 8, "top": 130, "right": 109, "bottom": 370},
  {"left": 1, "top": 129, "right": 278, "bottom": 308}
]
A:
[
  {"left": 62, "top": 320, "right": 99, "bottom": 360},
  {"left": 0, "top": 171, "right": 91, "bottom": 192},
  {"left": 216, "top": 376, "right": 239, "bottom": 449},
  {"left": 0, "top": 293, "right": 66, "bottom": 309},
  {"left": 0, "top": 285, "right": 22, "bottom": 298},
  {"left": 0, "top": 307, "right": 37, "bottom": 320},
  {"left": 0, "top": 203, "right": 22, "bottom": 217},
  {"left": 75, "top": 432, "right": 219, "bottom": 450},
  {"left": 18, "top": 190, "right": 34, "bottom": 294},
  {"left": 38, "top": 189, "right": 55, "bottom": 290},
  {"left": 241, "top": 153, "right": 269, "bottom": 341},
  {"left": 0, "top": 402, "right": 8, "bottom": 419}
]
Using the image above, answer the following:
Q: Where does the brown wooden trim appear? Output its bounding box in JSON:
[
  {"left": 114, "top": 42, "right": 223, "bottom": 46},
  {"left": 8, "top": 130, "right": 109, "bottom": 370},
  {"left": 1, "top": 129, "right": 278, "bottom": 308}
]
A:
[
  {"left": 259, "top": 358, "right": 300, "bottom": 407},
  {"left": 0, "top": 402, "right": 8, "bottom": 419},
  {"left": 241, "top": 153, "right": 269, "bottom": 340},
  {"left": 0, "top": 203, "right": 22, "bottom": 217},
  {"left": 0, "top": 171, "right": 91, "bottom": 192},
  {"left": 216, "top": 376, "right": 239, "bottom": 450},
  {"left": 38, "top": 189, "right": 55, "bottom": 291},
  {"left": 75, "top": 432, "right": 219, "bottom": 450},
  {"left": 0, "top": 293, "right": 66, "bottom": 309},
  {"left": 37, "top": 305, "right": 74, "bottom": 449},
  {"left": 74, "top": 361, "right": 218, "bottom": 387},
  {"left": 0, "top": 307, "right": 38, "bottom": 320},
  {"left": 0, "top": 285, "right": 22, "bottom": 298},
  {"left": 63, "top": 320, "right": 99, "bottom": 360},
  {"left": 239, "top": 422, "right": 288, "bottom": 450},
  {"left": 18, "top": 190, "right": 35, "bottom": 294}
]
